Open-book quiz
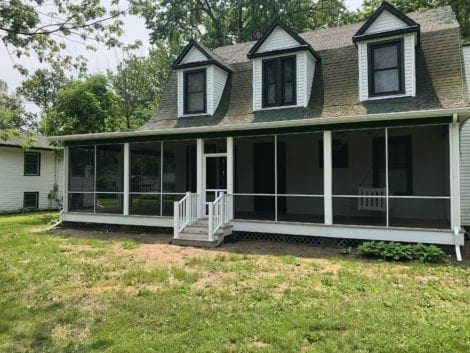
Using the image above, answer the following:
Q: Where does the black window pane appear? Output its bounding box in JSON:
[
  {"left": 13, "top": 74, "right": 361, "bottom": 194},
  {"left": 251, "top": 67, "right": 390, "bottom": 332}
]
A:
[
  {"left": 24, "top": 192, "right": 38, "bottom": 209},
  {"left": 267, "top": 84, "right": 276, "bottom": 105},
  {"left": 187, "top": 72, "right": 204, "bottom": 92},
  {"left": 24, "top": 153, "right": 40, "bottom": 175},
  {"left": 282, "top": 59, "right": 294, "bottom": 81},
  {"left": 374, "top": 69, "right": 400, "bottom": 94},
  {"left": 185, "top": 70, "right": 206, "bottom": 114},
  {"left": 283, "top": 82, "right": 294, "bottom": 104},
  {"left": 373, "top": 44, "right": 398, "bottom": 69},
  {"left": 69, "top": 146, "right": 95, "bottom": 192},
  {"left": 263, "top": 56, "right": 296, "bottom": 107},
  {"left": 188, "top": 92, "right": 205, "bottom": 112},
  {"left": 96, "top": 145, "right": 124, "bottom": 192},
  {"left": 265, "top": 62, "right": 276, "bottom": 84}
]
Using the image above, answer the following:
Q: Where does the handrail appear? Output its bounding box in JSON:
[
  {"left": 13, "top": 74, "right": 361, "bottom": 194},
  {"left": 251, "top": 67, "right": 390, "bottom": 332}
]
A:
[
  {"left": 208, "top": 192, "right": 230, "bottom": 241},
  {"left": 173, "top": 192, "right": 198, "bottom": 239}
]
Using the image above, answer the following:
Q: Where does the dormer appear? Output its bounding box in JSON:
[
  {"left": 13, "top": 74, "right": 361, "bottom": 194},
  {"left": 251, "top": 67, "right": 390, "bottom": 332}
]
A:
[
  {"left": 353, "top": 2, "right": 420, "bottom": 101},
  {"left": 172, "top": 40, "right": 232, "bottom": 117},
  {"left": 247, "top": 20, "right": 320, "bottom": 111}
]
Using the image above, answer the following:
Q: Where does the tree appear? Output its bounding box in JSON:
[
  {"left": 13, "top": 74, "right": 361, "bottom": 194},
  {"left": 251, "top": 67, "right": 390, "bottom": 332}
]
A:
[
  {"left": 0, "top": 0, "right": 126, "bottom": 72},
  {"left": 40, "top": 74, "right": 125, "bottom": 136},
  {"left": 357, "top": 1, "right": 469, "bottom": 39},
  {"left": 0, "top": 80, "right": 28, "bottom": 132},
  {"left": 17, "top": 68, "right": 69, "bottom": 110},
  {"left": 110, "top": 45, "right": 173, "bottom": 129},
  {"left": 130, "top": 0, "right": 352, "bottom": 50}
]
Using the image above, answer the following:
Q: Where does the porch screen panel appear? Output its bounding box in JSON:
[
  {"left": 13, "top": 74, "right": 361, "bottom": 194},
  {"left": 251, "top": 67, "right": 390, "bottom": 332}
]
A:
[
  {"left": 129, "top": 142, "right": 162, "bottom": 216},
  {"left": 234, "top": 136, "right": 275, "bottom": 220},
  {"left": 95, "top": 145, "right": 124, "bottom": 214},
  {"left": 162, "top": 140, "right": 196, "bottom": 216},
  {"left": 387, "top": 125, "right": 450, "bottom": 229},
  {"left": 277, "top": 133, "right": 324, "bottom": 223},
  {"left": 68, "top": 146, "right": 95, "bottom": 212},
  {"left": 332, "top": 129, "right": 386, "bottom": 226}
]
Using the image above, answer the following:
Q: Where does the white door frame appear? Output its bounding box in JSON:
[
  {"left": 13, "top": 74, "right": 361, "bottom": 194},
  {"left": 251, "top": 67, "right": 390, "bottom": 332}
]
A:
[{"left": 196, "top": 137, "right": 234, "bottom": 218}]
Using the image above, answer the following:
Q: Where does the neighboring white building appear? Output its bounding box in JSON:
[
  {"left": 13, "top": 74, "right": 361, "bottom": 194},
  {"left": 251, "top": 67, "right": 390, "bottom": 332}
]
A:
[{"left": 0, "top": 134, "right": 63, "bottom": 211}]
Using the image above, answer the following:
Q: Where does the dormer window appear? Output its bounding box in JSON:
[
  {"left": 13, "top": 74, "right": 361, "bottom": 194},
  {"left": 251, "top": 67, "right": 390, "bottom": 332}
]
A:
[
  {"left": 369, "top": 40, "right": 403, "bottom": 96},
  {"left": 247, "top": 19, "right": 320, "bottom": 111},
  {"left": 184, "top": 69, "right": 207, "bottom": 114},
  {"left": 353, "top": 2, "right": 420, "bottom": 101},
  {"left": 263, "top": 56, "right": 296, "bottom": 107},
  {"left": 173, "top": 39, "right": 232, "bottom": 117}
]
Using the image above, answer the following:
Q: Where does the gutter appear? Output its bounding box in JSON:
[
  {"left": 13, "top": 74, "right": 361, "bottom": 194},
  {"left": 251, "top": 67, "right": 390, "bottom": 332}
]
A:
[{"left": 49, "top": 106, "right": 470, "bottom": 143}]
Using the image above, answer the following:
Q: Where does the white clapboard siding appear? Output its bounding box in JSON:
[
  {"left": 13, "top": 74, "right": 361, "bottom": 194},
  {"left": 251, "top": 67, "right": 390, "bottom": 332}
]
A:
[
  {"left": 306, "top": 52, "right": 316, "bottom": 105},
  {"left": 463, "top": 46, "right": 470, "bottom": 99},
  {"left": 213, "top": 65, "right": 229, "bottom": 112},
  {"left": 460, "top": 119, "right": 470, "bottom": 226},
  {"left": 258, "top": 26, "right": 300, "bottom": 53},
  {"left": 181, "top": 47, "right": 207, "bottom": 64},
  {"left": 365, "top": 10, "right": 408, "bottom": 34},
  {"left": 358, "top": 33, "right": 416, "bottom": 101},
  {"left": 0, "top": 147, "right": 63, "bottom": 211},
  {"left": 253, "top": 52, "right": 316, "bottom": 110}
]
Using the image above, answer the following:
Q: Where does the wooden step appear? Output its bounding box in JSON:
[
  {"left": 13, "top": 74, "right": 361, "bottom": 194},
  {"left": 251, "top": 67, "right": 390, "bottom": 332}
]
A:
[{"left": 171, "top": 237, "right": 223, "bottom": 248}]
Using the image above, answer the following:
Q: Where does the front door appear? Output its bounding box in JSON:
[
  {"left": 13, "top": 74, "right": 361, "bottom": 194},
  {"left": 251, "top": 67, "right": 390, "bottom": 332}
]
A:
[{"left": 204, "top": 155, "right": 227, "bottom": 215}]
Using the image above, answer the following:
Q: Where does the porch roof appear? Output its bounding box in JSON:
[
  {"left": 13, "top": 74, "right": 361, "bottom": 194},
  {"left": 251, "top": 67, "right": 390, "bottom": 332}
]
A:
[{"left": 50, "top": 106, "right": 470, "bottom": 145}]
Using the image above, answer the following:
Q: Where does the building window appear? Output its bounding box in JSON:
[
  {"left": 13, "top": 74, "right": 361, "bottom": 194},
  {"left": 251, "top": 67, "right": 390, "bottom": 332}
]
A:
[
  {"left": 262, "top": 56, "right": 296, "bottom": 107},
  {"left": 24, "top": 152, "right": 40, "bottom": 176},
  {"left": 24, "top": 192, "right": 39, "bottom": 209},
  {"left": 368, "top": 40, "right": 403, "bottom": 97},
  {"left": 184, "top": 69, "right": 206, "bottom": 114}
]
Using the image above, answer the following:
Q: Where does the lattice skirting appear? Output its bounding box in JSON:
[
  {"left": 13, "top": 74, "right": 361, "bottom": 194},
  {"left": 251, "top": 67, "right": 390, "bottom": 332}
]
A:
[
  {"left": 225, "top": 231, "right": 363, "bottom": 248},
  {"left": 61, "top": 221, "right": 172, "bottom": 235}
]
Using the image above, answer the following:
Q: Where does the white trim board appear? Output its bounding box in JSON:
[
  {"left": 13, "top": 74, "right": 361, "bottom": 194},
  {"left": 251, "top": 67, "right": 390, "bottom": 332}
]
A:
[
  {"left": 231, "top": 220, "right": 464, "bottom": 246},
  {"left": 63, "top": 212, "right": 173, "bottom": 228}
]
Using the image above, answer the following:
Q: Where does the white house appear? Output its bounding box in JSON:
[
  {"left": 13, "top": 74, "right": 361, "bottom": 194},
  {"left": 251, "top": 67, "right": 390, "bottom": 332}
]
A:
[
  {"left": 51, "top": 3, "right": 470, "bottom": 260},
  {"left": 0, "top": 133, "right": 63, "bottom": 211}
]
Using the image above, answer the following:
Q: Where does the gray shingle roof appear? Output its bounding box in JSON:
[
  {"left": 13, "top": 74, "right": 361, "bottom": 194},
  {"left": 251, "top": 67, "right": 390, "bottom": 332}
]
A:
[
  {"left": 0, "top": 131, "right": 54, "bottom": 150},
  {"left": 141, "top": 6, "right": 467, "bottom": 131}
]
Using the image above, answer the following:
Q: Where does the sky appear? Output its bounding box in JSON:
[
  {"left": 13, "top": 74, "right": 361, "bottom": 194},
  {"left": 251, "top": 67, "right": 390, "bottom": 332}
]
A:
[{"left": 0, "top": 0, "right": 364, "bottom": 104}]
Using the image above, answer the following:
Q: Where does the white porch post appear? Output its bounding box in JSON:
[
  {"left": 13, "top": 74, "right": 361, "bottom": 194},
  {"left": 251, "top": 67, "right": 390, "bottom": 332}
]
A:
[
  {"left": 323, "top": 130, "right": 333, "bottom": 225},
  {"left": 197, "top": 138, "right": 203, "bottom": 218},
  {"left": 63, "top": 146, "right": 69, "bottom": 212},
  {"left": 226, "top": 137, "right": 234, "bottom": 220},
  {"left": 123, "top": 143, "right": 130, "bottom": 216},
  {"left": 449, "top": 116, "right": 461, "bottom": 231}
]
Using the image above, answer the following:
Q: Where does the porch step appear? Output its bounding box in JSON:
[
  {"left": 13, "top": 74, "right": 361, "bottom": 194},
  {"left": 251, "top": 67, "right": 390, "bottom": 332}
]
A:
[
  {"left": 171, "top": 237, "right": 223, "bottom": 248},
  {"left": 171, "top": 221, "right": 233, "bottom": 248}
]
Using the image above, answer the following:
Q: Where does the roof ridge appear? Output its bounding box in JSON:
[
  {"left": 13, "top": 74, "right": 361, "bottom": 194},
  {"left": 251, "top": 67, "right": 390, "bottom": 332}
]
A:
[{"left": 211, "top": 5, "right": 456, "bottom": 53}]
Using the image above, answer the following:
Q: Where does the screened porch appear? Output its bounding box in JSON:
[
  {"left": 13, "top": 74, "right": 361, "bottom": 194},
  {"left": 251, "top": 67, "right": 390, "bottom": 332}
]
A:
[{"left": 65, "top": 123, "right": 454, "bottom": 231}]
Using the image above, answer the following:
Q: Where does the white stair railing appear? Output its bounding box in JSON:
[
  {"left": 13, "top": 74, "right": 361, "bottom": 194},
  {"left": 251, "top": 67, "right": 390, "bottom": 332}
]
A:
[
  {"left": 173, "top": 192, "right": 198, "bottom": 238},
  {"left": 208, "top": 192, "right": 230, "bottom": 241}
]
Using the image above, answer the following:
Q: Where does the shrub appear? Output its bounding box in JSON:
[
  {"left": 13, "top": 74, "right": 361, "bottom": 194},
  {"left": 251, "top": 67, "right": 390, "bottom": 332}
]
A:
[{"left": 358, "top": 241, "right": 445, "bottom": 262}]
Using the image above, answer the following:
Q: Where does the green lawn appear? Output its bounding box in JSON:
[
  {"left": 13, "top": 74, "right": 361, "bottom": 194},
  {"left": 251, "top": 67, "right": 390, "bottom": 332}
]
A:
[{"left": 0, "top": 212, "right": 469, "bottom": 353}]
